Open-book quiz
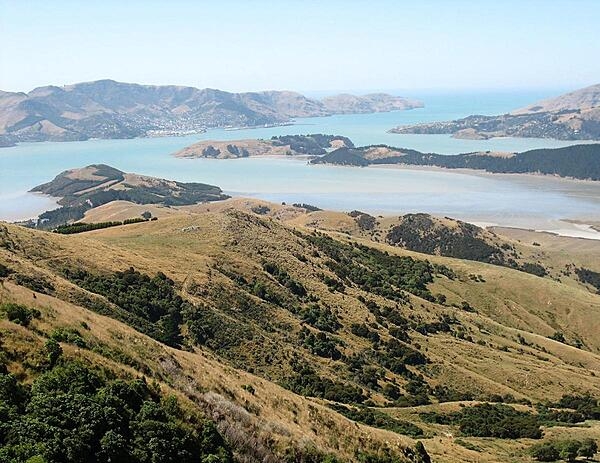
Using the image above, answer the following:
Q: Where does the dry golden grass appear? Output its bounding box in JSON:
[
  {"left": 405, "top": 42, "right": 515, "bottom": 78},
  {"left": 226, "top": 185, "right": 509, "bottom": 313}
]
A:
[{"left": 4, "top": 200, "right": 600, "bottom": 462}]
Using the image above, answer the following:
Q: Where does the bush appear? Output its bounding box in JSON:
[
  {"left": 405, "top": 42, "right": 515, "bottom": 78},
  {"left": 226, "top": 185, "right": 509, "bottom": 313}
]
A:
[
  {"left": 531, "top": 438, "right": 598, "bottom": 461},
  {"left": 0, "top": 362, "right": 232, "bottom": 463},
  {"left": 0, "top": 263, "right": 12, "bottom": 278},
  {"left": 530, "top": 442, "right": 560, "bottom": 461},
  {"left": 50, "top": 327, "right": 86, "bottom": 348},
  {"left": 1, "top": 303, "right": 41, "bottom": 327},
  {"left": 423, "top": 403, "right": 542, "bottom": 439},
  {"left": 282, "top": 360, "right": 365, "bottom": 404},
  {"left": 330, "top": 404, "right": 424, "bottom": 437},
  {"left": 63, "top": 267, "right": 186, "bottom": 347}
]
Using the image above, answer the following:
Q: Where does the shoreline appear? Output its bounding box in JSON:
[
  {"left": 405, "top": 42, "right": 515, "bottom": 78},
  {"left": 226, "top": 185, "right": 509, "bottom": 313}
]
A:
[
  {"left": 366, "top": 162, "right": 600, "bottom": 185},
  {"left": 174, "top": 149, "right": 600, "bottom": 186},
  {"left": 4, "top": 190, "right": 600, "bottom": 241}
]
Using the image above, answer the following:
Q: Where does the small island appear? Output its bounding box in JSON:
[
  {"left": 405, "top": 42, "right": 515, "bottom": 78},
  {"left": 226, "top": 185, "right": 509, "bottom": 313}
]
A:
[
  {"left": 30, "top": 164, "right": 229, "bottom": 228},
  {"left": 174, "top": 134, "right": 354, "bottom": 158}
]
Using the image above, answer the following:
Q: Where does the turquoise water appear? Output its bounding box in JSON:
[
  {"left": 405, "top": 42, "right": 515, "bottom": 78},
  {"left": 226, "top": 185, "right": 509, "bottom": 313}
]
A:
[{"left": 2, "top": 90, "right": 600, "bottom": 235}]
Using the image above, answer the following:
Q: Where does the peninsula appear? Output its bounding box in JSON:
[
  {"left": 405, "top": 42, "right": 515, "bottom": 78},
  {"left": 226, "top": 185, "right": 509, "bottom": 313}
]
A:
[
  {"left": 390, "top": 83, "right": 600, "bottom": 140},
  {"left": 0, "top": 80, "right": 422, "bottom": 145}
]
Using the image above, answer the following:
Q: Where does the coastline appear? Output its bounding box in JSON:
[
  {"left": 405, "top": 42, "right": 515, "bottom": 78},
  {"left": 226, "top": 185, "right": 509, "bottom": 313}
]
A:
[
  {"left": 174, "top": 148, "right": 600, "bottom": 186},
  {"left": 0, "top": 191, "right": 59, "bottom": 222},
  {"left": 365, "top": 162, "right": 600, "bottom": 185}
]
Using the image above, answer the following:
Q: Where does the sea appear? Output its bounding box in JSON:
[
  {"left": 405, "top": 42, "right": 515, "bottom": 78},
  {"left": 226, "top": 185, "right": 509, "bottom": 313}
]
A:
[{"left": 2, "top": 89, "right": 600, "bottom": 238}]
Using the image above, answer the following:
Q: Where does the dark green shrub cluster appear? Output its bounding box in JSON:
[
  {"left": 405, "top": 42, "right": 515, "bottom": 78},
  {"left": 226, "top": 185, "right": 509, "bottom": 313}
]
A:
[
  {"left": 54, "top": 217, "right": 154, "bottom": 234},
  {"left": 329, "top": 404, "right": 424, "bottom": 437},
  {"left": 0, "top": 303, "right": 41, "bottom": 327},
  {"left": 0, "top": 263, "right": 12, "bottom": 278},
  {"left": 530, "top": 438, "right": 597, "bottom": 462},
  {"left": 49, "top": 327, "right": 87, "bottom": 348},
  {"left": 431, "top": 385, "right": 473, "bottom": 403},
  {"left": 300, "top": 304, "right": 340, "bottom": 332},
  {"left": 379, "top": 338, "right": 427, "bottom": 374},
  {"left": 13, "top": 273, "right": 55, "bottom": 295},
  {"left": 299, "top": 328, "right": 342, "bottom": 360},
  {"left": 350, "top": 323, "right": 381, "bottom": 343},
  {"left": 386, "top": 215, "right": 507, "bottom": 265},
  {"left": 186, "top": 304, "right": 254, "bottom": 352},
  {"left": 63, "top": 267, "right": 187, "bottom": 347},
  {"left": 250, "top": 205, "right": 270, "bottom": 215},
  {"left": 292, "top": 203, "right": 322, "bottom": 212},
  {"left": 547, "top": 394, "right": 600, "bottom": 420},
  {"left": 413, "top": 315, "right": 456, "bottom": 335},
  {"left": 421, "top": 403, "right": 542, "bottom": 439},
  {"left": 263, "top": 262, "right": 307, "bottom": 298},
  {"left": 575, "top": 267, "right": 600, "bottom": 292},
  {"left": 305, "top": 233, "right": 445, "bottom": 302},
  {"left": 0, "top": 361, "right": 232, "bottom": 463},
  {"left": 348, "top": 211, "right": 377, "bottom": 231},
  {"left": 282, "top": 360, "right": 365, "bottom": 404},
  {"left": 519, "top": 262, "right": 548, "bottom": 277}
]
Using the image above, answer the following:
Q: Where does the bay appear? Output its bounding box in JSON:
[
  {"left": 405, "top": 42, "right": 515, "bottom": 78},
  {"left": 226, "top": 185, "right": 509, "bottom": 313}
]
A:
[{"left": 1, "top": 90, "right": 600, "bottom": 238}]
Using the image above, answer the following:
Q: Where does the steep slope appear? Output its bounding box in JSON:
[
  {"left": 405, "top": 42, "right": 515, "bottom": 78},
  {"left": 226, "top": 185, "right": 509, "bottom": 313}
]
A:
[{"left": 3, "top": 203, "right": 600, "bottom": 462}]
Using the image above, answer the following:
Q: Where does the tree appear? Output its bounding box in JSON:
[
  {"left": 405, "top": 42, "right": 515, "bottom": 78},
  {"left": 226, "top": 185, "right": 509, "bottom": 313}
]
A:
[
  {"left": 578, "top": 438, "right": 598, "bottom": 459},
  {"left": 558, "top": 440, "right": 581, "bottom": 462},
  {"left": 414, "top": 441, "right": 431, "bottom": 463},
  {"left": 44, "top": 339, "right": 62, "bottom": 368},
  {"left": 530, "top": 442, "right": 559, "bottom": 461}
]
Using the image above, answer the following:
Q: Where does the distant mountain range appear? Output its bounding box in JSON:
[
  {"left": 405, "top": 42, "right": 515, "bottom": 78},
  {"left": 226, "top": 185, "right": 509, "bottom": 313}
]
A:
[
  {"left": 0, "top": 80, "right": 422, "bottom": 146},
  {"left": 391, "top": 83, "right": 600, "bottom": 140}
]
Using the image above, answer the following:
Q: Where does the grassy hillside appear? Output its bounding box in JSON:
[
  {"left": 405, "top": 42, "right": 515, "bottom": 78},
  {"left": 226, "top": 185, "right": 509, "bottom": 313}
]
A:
[{"left": 3, "top": 203, "right": 600, "bottom": 462}]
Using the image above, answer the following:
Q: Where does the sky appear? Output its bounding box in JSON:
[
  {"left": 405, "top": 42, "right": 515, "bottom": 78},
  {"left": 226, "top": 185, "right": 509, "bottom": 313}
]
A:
[{"left": 1, "top": 0, "right": 599, "bottom": 94}]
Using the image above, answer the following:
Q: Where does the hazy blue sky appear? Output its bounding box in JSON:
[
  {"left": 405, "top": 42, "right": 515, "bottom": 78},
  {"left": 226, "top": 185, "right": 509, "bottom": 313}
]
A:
[{"left": 1, "top": 0, "right": 599, "bottom": 94}]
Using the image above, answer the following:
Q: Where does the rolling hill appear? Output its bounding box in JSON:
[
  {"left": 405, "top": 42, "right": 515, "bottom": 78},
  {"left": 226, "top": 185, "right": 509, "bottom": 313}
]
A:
[{"left": 3, "top": 190, "right": 600, "bottom": 462}]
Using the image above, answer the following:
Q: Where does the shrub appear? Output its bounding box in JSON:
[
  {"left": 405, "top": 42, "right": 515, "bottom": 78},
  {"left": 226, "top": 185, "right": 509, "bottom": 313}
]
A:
[
  {"left": 330, "top": 404, "right": 424, "bottom": 437},
  {"left": 530, "top": 442, "right": 560, "bottom": 461},
  {"left": 0, "top": 362, "right": 232, "bottom": 462},
  {"left": 423, "top": 403, "right": 542, "bottom": 439},
  {"left": 44, "top": 339, "right": 62, "bottom": 368},
  {"left": 63, "top": 267, "right": 186, "bottom": 347},
  {"left": 0, "top": 263, "right": 12, "bottom": 278},
  {"left": 50, "top": 327, "right": 86, "bottom": 348},
  {"left": 282, "top": 360, "right": 365, "bottom": 404},
  {"left": 0, "top": 303, "right": 41, "bottom": 327}
]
